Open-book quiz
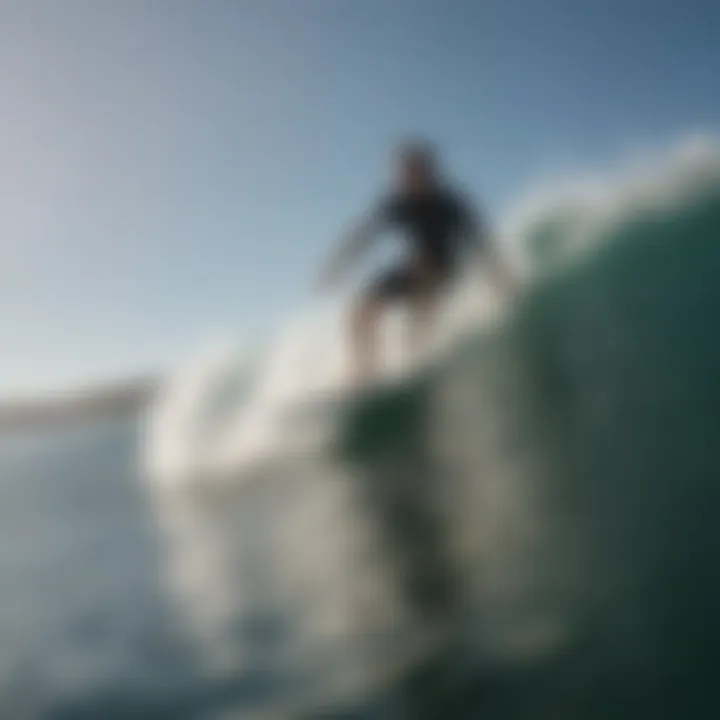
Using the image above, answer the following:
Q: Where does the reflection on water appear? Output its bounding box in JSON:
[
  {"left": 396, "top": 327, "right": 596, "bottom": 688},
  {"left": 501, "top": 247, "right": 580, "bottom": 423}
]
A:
[{"left": 0, "top": 419, "right": 191, "bottom": 718}]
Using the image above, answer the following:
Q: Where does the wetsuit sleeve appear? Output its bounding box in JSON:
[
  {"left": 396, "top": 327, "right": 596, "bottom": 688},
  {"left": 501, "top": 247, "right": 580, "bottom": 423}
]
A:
[
  {"left": 454, "top": 193, "right": 515, "bottom": 297},
  {"left": 350, "top": 195, "right": 396, "bottom": 248},
  {"left": 320, "top": 195, "right": 396, "bottom": 286},
  {"left": 374, "top": 194, "right": 401, "bottom": 227}
]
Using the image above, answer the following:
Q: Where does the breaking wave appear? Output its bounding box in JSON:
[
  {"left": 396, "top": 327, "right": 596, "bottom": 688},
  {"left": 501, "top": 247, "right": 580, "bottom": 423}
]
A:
[{"left": 142, "top": 136, "right": 720, "bottom": 717}]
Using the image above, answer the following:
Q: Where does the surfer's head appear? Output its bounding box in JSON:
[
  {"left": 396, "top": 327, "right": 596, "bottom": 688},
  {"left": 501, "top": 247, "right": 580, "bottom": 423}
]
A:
[{"left": 394, "top": 141, "right": 438, "bottom": 193}]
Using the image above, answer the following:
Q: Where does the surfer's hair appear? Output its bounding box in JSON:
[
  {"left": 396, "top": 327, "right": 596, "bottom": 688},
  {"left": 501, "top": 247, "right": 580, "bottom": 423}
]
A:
[{"left": 396, "top": 140, "right": 438, "bottom": 173}]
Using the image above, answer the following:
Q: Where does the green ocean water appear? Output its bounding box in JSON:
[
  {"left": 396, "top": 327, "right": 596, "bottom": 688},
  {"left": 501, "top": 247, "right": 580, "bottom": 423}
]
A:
[{"left": 329, "top": 186, "right": 720, "bottom": 717}]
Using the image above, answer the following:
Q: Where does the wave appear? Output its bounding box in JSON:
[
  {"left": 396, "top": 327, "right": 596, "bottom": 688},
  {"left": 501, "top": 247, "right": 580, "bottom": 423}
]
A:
[
  {"left": 141, "top": 135, "right": 720, "bottom": 716},
  {"left": 145, "top": 134, "right": 720, "bottom": 485}
]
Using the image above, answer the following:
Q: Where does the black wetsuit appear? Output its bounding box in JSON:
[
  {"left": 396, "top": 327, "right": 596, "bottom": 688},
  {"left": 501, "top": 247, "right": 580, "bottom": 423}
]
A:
[{"left": 367, "top": 187, "right": 483, "bottom": 301}]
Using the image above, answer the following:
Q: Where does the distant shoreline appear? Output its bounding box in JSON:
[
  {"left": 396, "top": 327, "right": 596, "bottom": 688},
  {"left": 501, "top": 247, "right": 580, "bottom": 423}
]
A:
[{"left": 0, "top": 377, "right": 159, "bottom": 431}]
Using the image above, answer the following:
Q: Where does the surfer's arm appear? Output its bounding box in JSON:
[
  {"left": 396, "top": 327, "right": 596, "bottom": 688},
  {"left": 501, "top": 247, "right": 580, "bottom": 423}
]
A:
[
  {"left": 482, "top": 241, "right": 517, "bottom": 300},
  {"left": 317, "top": 204, "right": 387, "bottom": 291},
  {"left": 461, "top": 203, "right": 517, "bottom": 299}
]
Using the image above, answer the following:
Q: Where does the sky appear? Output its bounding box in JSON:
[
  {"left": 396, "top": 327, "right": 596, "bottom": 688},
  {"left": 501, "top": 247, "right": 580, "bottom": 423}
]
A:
[{"left": 0, "top": 0, "right": 718, "bottom": 397}]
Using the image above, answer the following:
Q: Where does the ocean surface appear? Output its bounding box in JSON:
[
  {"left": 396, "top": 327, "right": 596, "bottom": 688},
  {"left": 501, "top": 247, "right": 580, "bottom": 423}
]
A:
[{"left": 2, "top": 141, "right": 720, "bottom": 718}]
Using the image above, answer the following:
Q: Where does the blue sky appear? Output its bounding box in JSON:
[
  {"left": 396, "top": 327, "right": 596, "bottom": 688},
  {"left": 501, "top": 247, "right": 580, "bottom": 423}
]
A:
[{"left": 0, "top": 0, "right": 718, "bottom": 396}]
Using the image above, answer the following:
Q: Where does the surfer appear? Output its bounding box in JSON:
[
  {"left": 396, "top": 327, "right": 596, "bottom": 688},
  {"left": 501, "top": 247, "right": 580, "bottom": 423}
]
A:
[{"left": 318, "top": 141, "right": 513, "bottom": 383}]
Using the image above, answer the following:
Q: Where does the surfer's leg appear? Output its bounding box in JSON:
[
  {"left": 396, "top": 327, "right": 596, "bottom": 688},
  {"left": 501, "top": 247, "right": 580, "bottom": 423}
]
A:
[
  {"left": 349, "top": 293, "right": 382, "bottom": 385},
  {"left": 408, "top": 291, "right": 440, "bottom": 355},
  {"left": 407, "top": 257, "right": 448, "bottom": 356},
  {"left": 351, "top": 266, "right": 413, "bottom": 384}
]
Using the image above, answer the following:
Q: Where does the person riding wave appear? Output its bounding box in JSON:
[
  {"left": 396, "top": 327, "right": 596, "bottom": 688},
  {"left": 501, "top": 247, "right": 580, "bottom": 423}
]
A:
[{"left": 318, "top": 141, "right": 513, "bottom": 384}]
